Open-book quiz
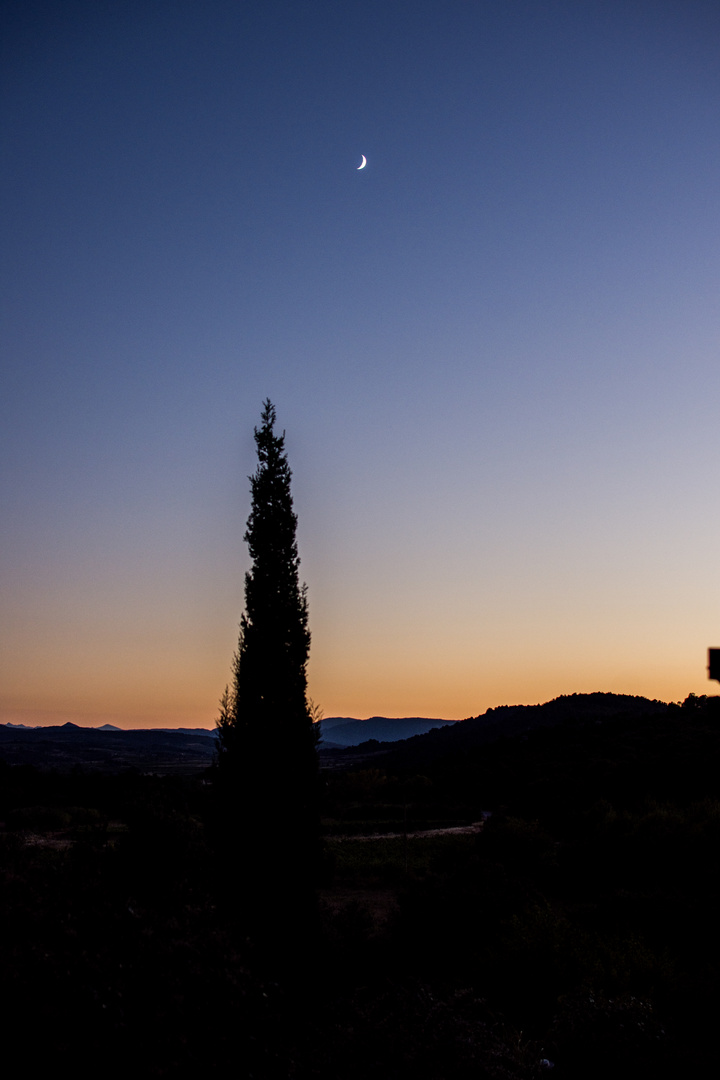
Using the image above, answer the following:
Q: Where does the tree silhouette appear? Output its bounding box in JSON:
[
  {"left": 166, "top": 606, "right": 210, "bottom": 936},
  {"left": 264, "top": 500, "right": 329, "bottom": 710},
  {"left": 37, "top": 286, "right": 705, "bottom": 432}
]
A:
[{"left": 217, "top": 400, "right": 319, "bottom": 925}]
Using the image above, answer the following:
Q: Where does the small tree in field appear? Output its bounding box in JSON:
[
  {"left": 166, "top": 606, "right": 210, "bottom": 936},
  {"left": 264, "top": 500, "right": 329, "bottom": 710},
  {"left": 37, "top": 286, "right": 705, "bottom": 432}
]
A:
[{"left": 217, "top": 400, "right": 319, "bottom": 914}]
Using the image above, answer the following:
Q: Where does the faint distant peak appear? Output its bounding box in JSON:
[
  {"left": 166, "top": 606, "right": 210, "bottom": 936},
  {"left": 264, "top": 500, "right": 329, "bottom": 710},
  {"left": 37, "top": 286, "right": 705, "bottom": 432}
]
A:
[{"left": 320, "top": 715, "right": 455, "bottom": 747}]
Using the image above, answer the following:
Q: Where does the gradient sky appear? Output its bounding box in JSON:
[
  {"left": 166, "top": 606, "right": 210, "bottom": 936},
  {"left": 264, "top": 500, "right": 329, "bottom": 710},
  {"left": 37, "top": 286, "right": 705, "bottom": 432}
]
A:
[{"left": 2, "top": 0, "right": 720, "bottom": 728}]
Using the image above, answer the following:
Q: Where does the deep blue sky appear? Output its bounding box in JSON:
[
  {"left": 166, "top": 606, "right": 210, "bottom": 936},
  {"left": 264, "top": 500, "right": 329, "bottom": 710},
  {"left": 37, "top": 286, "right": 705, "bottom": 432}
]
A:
[{"left": 2, "top": 1, "right": 720, "bottom": 726}]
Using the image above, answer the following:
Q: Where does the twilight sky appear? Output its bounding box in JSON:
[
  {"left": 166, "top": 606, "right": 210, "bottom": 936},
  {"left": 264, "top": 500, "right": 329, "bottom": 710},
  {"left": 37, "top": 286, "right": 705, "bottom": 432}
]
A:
[{"left": 2, "top": 0, "right": 720, "bottom": 728}]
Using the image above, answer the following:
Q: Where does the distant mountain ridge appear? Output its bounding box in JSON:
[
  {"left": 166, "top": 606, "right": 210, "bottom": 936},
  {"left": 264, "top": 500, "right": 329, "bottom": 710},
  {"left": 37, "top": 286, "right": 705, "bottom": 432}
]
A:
[
  {"left": 321, "top": 716, "right": 455, "bottom": 747},
  {"left": 1, "top": 694, "right": 672, "bottom": 771},
  {"left": 2, "top": 722, "right": 215, "bottom": 735},
  {"left": 0, "top": 723, "right": 217, "bottom": 773}
]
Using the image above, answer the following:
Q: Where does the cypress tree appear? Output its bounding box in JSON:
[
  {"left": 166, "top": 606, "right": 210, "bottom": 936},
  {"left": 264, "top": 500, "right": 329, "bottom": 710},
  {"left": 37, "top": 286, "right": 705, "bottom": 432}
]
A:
[{"left": 217, "top": 400, "right": 319, "bottom": 918}]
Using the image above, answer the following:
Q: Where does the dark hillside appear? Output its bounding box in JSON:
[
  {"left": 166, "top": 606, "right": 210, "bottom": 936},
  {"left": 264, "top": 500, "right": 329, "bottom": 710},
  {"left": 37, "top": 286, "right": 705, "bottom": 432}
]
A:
[
  {"left": 317, "top": 693, "right": 720, "bottom": 1076},
  {"left": 381, "top": 693, "right": 669, "bottom": 768},
  {"left": 376, "top": 693, "right": 719, "bottom": 823}
]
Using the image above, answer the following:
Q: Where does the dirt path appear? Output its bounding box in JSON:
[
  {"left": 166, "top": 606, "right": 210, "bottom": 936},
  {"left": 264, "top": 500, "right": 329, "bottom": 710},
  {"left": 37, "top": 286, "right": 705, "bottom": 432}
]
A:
[{"left": 328, "top": 821, "right": 485, "bottom": 842}]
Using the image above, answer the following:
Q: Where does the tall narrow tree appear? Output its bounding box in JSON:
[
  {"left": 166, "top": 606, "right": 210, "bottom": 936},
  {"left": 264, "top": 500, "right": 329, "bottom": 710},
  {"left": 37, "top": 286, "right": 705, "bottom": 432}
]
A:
[{"left": 217, "top": 400, "right": 319, "bottom": 910}]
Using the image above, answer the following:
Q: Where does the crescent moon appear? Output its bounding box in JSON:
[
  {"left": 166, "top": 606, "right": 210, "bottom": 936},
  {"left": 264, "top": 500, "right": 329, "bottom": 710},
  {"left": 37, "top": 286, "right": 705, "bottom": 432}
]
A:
[{"left": 357, "top": 155, "right": 367, "bottom": 170}]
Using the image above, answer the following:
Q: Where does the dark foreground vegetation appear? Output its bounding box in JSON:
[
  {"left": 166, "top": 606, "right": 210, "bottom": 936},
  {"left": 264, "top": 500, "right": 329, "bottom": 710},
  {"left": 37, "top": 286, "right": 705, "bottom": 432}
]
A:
[{"left": 2, "top": 692, "right": 720, "bottom": 1078}]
